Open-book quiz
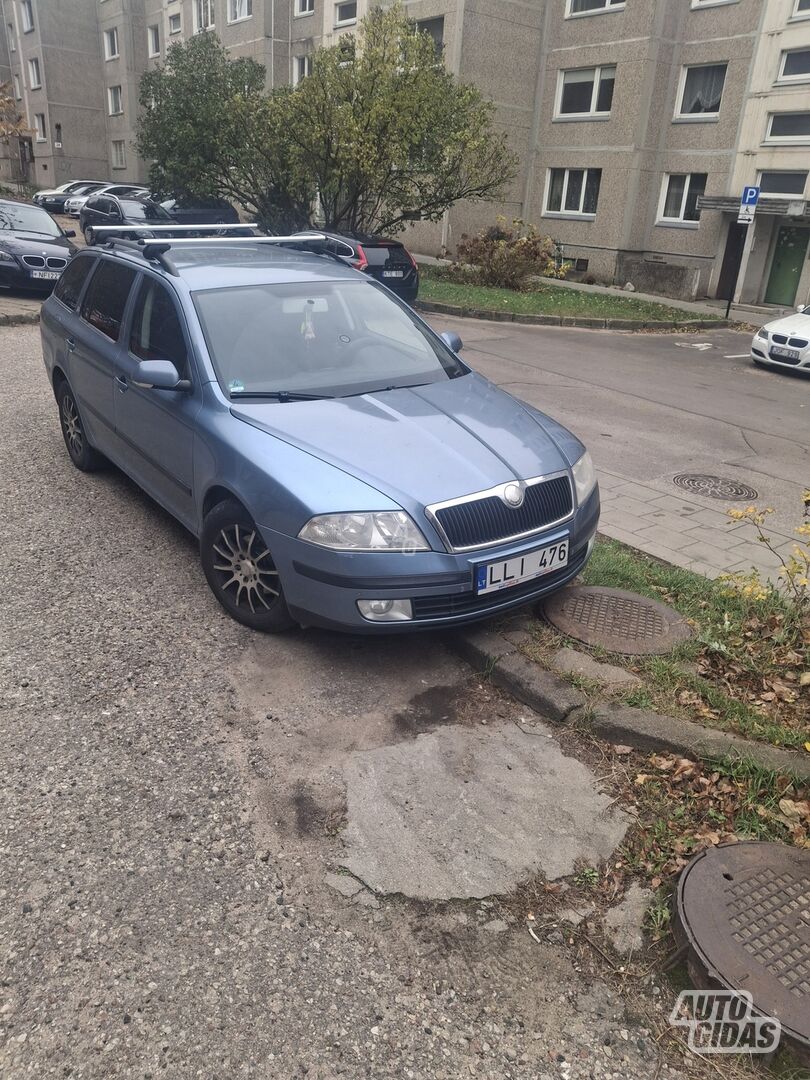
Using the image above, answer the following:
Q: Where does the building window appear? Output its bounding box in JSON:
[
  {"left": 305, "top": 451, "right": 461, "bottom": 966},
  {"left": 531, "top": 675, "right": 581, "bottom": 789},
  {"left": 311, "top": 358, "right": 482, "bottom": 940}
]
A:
[
  {"left": 33, "top": 112, "right": 46, "bottom": 141},
  {"left": 228, "top": 0, "right": 253, "bottom": 21},
  {"left": 416, "top": 17, "right": 444, "bottom": 56},
  {"left": 690, "top": 0, "right": 739, "bottom": 7},
  {"left": 20, "top": 0, "right": 34, "bottom": 33},
  {"left": 758, "top": 171, "right": 808, "bottom": 196},
  {"left": 658, "top": 173, "right": 707, "bottom": 224},
  {"left": 544, "top": 167, "right": 602, "bottom": 217},
  {"left": 293, "top": 54, "right": 313, "bottom": 83},
  {"left": 768, "top": 111, "right": 810, "bottom": 141},
  {"left": 793, "top": 0, "right": 810, "bottom": 15},
  {"left": 193, "top": 0, "right": 215, "bottom": 31},
  {"left": 104, "top": 27, "right": 119, "bottom": 60},
  {"left": 556, "top": 65, "right": 615, "bottom": 118},
  {"left": 168, "top": 12, "right": 182, "bottom": 34},
  {"left": 12, "top": 73, "right": 21, "bottom": 99},
  {"left": 111, "top": 139, "right": 127, "bottom": 169},
  {"left": 148, "top": 24, "right": 160, "bottom": 56},
  {"left": 676, "top": 63, "right": 727, "bottom": 118},
  {"left": 779, "top": 48, "right": 810, "bottom": 81},
  {"left": 27, "top": 57, "right": 41, "bottom": 89},
  {"left": 335, "top": 1, "right": 357, "bottom": 26},
  {"left": 108, "top": 84, "right": 123, "bottom": 115},
  {"left": 566, "top": 0, "right": 624, "bottom": 16},
  {"left": 54, "top": 122, "right": 62, "bottom": 146},
  {"left": 7, "top": 23, "right": 15, "bottom": 51},
  {"left": 294, "top": 0, "right": 314, "bottom": 14}
]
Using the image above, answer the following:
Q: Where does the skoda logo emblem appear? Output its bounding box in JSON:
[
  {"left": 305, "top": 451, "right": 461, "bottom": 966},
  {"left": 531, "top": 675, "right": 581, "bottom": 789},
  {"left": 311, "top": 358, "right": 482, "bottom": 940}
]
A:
[{"left": 502, "top": 483, "right": 524, "bottom": 508}]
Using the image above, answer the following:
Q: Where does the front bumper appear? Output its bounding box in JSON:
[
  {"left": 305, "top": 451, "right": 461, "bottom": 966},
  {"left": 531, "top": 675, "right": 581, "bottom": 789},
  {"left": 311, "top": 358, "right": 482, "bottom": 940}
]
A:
[
  {"left": 751, "top": 342, "right": 810, "bottom": 371},
  {"left": 258, "top": 486, "right": 600, "bottom": 633},
  {"left": 0, "top": 263, "right": 61, "bottom": 292}
]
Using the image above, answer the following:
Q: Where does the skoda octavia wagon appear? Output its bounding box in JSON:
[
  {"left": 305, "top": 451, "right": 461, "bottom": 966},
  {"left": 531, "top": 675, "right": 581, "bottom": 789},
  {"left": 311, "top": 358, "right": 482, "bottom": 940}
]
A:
[{"left": 40, "top": 236, "right": 599, "bottom": 633}]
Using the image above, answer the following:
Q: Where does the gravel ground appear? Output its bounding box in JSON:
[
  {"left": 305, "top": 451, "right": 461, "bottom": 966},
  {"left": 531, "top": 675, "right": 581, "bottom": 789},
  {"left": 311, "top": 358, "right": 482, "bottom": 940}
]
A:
[{"left": 0, "top": 324, "right": 709, "bottom": 1079}]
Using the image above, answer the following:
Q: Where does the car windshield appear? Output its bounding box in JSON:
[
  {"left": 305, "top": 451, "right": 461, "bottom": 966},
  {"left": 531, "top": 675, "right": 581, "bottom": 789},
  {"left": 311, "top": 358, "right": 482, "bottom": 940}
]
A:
[
  {"left": 119, "top": 199, "right": 172, "bottom": 222},
  {"left": 0, "top": 203, "right": 61, "bottom": 237},
  {"left": 193, "top": 279, "right": 466, "bottom": 398}
]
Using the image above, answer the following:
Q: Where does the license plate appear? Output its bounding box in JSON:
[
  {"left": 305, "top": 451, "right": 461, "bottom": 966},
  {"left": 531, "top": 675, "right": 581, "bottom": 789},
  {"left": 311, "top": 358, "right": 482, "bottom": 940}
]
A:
[
  {"left": 771, "top": 346, "right": 800, "bottom": 360},
  {"left": 382, "top": 270, "right": 404, "bottom": 278},
  {"left": 31, "top": 270, "right": 60, "bottom": 280},
  {"left": 477, "top": 540, "right": 569, "bottom": 595}
]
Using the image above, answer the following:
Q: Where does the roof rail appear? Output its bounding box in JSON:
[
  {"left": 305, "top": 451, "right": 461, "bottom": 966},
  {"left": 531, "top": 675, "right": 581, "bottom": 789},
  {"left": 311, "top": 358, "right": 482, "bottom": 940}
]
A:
[
  {"left": 86, "top": 230, "right": 334, "bottom": 273},
  {"left": 89, "top": 223, "right": 261, "bottom": 235},
  {"left": 91, "top": 235, "right": 179, "bottom": 275}
]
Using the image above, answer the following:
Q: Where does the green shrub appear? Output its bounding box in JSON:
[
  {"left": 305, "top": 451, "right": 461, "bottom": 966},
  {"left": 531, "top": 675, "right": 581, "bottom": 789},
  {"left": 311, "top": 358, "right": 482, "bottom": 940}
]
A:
[{"left": 445, "top": 217, "right": 559, "bottom": 292}]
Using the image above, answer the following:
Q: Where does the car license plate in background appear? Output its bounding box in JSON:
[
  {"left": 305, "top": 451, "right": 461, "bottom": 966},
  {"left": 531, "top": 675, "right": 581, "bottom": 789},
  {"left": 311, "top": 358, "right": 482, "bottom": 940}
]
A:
[
  {"left": 477, "top": 540, "right": 568, "bottom": 595},
  {"left": 771, "top": 346, "right": 800, "bottom": 360},
  {"left": 382, "top": 270, "right": 404, "bottom": 278},
  {"left": 31, "top": 270, "right": 60, "bottom": 280}
]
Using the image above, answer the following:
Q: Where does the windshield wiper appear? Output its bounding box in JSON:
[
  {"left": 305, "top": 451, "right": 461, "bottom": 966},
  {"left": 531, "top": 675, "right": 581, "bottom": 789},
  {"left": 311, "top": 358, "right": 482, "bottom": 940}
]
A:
[{"left": 229, "top": 390, "right": 332, "bottom": 401}]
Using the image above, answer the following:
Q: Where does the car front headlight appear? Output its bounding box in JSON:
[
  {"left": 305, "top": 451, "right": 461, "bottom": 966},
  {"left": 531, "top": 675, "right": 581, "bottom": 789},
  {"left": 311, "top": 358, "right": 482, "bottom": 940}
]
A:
[
  {"left": 0, "top": 249, "right": 16, "bottom": 264},
  {"left": 572, "top": 451, "right": 597, "bottom": 505},
  {"left": 756, "top": 328, "right": 769, "bottom": 341},
  {"left": 298, "top": 511, "right": 430, "bottom": 552}
]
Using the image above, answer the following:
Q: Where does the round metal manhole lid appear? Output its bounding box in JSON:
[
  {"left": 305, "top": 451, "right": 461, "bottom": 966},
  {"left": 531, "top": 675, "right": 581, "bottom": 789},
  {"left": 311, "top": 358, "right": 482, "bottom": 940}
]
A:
[
  {"left": 541, "top": 586, "right": 692, "bottom": 655},
  {"left": 673, "top": 474, "right": 759, "bottom": 501},
  {"left": 675, "top": 841, "right": 810, "bottom": 1049}
]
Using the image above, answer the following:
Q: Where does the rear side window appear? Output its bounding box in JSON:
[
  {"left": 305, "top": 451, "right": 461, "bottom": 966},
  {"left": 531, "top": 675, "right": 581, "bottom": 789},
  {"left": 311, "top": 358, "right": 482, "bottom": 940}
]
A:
[
  {"left": 80, "top": 260, "right": 137, "bottom": 341},
  {"left": 53, "top": 256, "right": 94, "bottom": 311},
  {"left": 129, "top": 277, "right": 189, "bottom": 378}
]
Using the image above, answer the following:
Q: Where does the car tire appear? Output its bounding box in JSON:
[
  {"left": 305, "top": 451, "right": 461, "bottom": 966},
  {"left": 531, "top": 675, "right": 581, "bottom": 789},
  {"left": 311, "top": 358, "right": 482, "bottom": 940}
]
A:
[
  {"left": 56, "top": 380, "right": 106, "bottom": 472},
  {"left": 200, "top": 499, "right": 294, "bottom": 633},
  {"left": 752, "top": 358, "right": 766, "bottom": 368},
  {"left": 83, "top": 226, "right": 94, "bottom": 246}
]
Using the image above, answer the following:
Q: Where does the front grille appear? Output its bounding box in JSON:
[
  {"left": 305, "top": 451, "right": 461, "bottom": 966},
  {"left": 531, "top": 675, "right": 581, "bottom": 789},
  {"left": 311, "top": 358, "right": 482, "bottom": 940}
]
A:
[
  {"left": 412, "top": 543, "right": 587, "bottom": 621},
  {"left": 47, "top": 257, "right": 67, "bottom": 269},
  {"left": 769, "top": 350, "right": 802, "bottom": 366},
  {"left": 432, "top": 475, "right": 573, "bottom": 551},
  {"left": 22, "top": 255, "right": 45, "bottom": 268},
  {"left": 772, "top": 334, "right": 809, "bottom": 349}
]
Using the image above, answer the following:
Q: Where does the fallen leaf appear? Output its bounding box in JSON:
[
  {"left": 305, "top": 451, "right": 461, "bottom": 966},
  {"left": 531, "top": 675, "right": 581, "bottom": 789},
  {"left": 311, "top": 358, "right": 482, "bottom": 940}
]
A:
[
  {"left": 800, "top": 672, "right": 810, "bottom": 688},
  {"left": 613, "top": 745, "right": 634, "bottom": 756}
]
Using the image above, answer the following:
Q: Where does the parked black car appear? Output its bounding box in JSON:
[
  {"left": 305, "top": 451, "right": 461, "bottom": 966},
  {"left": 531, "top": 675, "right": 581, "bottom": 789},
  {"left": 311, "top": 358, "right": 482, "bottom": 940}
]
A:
[
  {"left": 0, "top": 199, "right": 76, "bottom": 292},
  {"left": 35, "top": 181, "right": 107, "bottom": 214},
  {"left": 159, "top": 195, "right": 240, "bottom": 227},
  {"left": 80, "top": 194, "right": 176, "bottom": 244},
  {"left": 308, "top": 232, "right": 419, "bottom": 303}
]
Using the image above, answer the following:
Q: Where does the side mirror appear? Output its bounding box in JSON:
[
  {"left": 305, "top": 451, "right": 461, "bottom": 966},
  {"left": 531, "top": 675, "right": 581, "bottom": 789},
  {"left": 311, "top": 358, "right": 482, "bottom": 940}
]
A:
[
  {"left": 132, "top": 359, "right": 190, "bottom": 391},
  {"left": 440, "top": 330, "right": 463, "bottom": 353},
  {"left": 797, "top": 304, "right": 806, "bottom": 314},
  {"left": 63, "top": 229, "right": 76, "bottom": 238}
]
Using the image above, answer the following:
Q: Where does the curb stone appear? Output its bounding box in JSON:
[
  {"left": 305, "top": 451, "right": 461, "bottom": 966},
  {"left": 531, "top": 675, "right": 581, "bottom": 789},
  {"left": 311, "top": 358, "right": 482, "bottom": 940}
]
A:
[
  {"left": 450, "top": 627, "right": 810, "bottom": 782},
  {"left": 415, "top": 298, "right": 730, "bottom": 332},
  {"left": 0, "top": 311, "right": 40, "bottom": 327}
]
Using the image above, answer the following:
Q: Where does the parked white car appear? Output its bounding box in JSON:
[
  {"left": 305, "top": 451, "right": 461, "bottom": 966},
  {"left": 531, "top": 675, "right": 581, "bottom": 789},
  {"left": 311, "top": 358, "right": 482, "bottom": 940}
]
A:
[
  {"left": 63, "top": 183, "right": 147, "bottom": 216},
  {"left": 751, "top": 306, "right": 810, "bottom": 372}
]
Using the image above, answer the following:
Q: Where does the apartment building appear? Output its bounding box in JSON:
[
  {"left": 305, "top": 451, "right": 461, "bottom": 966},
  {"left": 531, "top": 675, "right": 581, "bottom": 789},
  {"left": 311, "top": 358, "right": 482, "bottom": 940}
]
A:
[{"left": 1, "top": 0, "right": 809, "bottom": 306}]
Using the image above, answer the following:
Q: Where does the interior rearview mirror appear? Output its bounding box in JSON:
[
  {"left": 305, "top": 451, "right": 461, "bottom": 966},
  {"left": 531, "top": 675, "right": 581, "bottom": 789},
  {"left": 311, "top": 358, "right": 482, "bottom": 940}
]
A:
[
  {"left": 132, "top": 359, "right": 190, "bottom": 392},
  {"left": 440, "top": 331, "right": 463, "bottom": 353}
]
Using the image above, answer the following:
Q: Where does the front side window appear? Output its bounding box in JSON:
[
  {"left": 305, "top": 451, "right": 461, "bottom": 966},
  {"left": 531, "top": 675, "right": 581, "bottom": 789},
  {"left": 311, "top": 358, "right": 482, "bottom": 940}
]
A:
[
  {"left": 567, "top": 0, "right": 624, "bottom": 15},
  {"left": 104, "top": 28, "right": 119, "bottom": 59},
  {"left": 148, "top": 24, "right": 160, "bottom": 55},
  {"left": 758, "top": 170, "right": 808, "bottom": 196},
  {"left": 117, "top": 199, "right": 172, "bottom": 222},
  {"left": 335, "top": 1, "right": 357, "bottom": 26},
  {"left": 111, "top": 139, "right": 127, "bottom": 168},
  {"left": 557, "top": 65, "right": 615, "bottom": 117},
  {"left": 54, "top": 256, "right": 95, "bottom": 311},
  {"left": 294, "top": 0, "right": 314, "bottom": 13},
  {"left": 80, "top": 261, "right": 137, "bottom": 342},
  {"left": 545, "top": 167, "right": 602, "bottom": 217},
  {"left": 677, "top": 63, "right": 727, "bottom": 117},
  {"left": 34, "top": 112, "right": 46, "bottom": 140},
  {"left": 768, "top": 111, "right": 810, "bottom": 140},
  {"left": 108, "top": 85, "right": 123, "bottom": 115},
  {"left": 130, "top": 278, "right": 189, "bottom": 377},
  {"left": 193, "top": 279, "right": 466, "bottom": 399},
  {"left": 28, "top": 57, "right": 41, "bottom": 89},
  {"left": 193, "top": 0, "right": 215, "bottom": 31},
  {"left": 21, "top": 0, "right": 34, "bottom": 32},
  {"left": 780, "top": 48, "right": 810, "bottom": 81},
  {"left": 228, "top": 0, "right": 253, "bottom": 21},
  {"left": 658, "top": 173, "right": 707, "bottom": 223}
]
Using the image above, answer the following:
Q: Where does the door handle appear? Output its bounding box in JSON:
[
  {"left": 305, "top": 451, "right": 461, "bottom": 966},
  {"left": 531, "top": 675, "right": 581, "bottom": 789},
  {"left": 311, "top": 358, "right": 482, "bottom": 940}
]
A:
[
  {"left": 115, "top": 375, "right": 129, "bottom": 393},
  {"left": 66, "top": 337, "right": 75, "bottom": 352}
]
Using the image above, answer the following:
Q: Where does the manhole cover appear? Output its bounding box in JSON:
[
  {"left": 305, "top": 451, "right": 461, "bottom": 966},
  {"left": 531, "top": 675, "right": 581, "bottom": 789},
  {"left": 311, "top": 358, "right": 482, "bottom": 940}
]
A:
[
  {"left": 673, "top": 474, "right": 759, "bottom": 501},
  {"left": 541, "top": 586, "right": 692, "bottom": 655},
  {"left": 675, "top": 841, "right": 810, "bottom": 1052}
]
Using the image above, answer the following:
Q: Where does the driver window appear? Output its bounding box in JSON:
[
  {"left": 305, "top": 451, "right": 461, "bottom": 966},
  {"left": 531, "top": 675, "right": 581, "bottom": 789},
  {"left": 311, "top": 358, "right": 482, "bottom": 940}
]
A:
[{"left": 129, "top": 277, "right": 189, "bottom": 378}]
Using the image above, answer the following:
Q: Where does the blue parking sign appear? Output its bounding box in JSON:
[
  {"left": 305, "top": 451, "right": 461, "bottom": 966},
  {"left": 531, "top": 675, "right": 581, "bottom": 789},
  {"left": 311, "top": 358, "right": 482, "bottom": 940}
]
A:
[{"left": 742, "top": 186, "right": 760, "bottom": 206}]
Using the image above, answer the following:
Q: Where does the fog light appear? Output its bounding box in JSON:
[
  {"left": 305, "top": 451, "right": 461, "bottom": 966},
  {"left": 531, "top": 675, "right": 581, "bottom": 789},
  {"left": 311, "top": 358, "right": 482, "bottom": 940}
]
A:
[{"left": 357, "top": 598, "right": 413, "bottom": 622}]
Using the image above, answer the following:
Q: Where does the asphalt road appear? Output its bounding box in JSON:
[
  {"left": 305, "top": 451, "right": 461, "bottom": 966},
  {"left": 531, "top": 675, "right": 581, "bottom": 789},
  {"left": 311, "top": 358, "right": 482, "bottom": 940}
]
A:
[{"left": 1, "top": 324, "right": 696, "bottom": 1079}]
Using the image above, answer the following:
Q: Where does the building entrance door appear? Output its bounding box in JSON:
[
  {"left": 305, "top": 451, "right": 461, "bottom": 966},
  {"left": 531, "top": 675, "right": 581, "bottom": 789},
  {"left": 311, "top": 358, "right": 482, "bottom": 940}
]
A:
[
  {"left": 716, "top": 221, "right": 747, "bottom": 300},
  {"left": 764, "top": 226, "right": 809, "bottom": 306}
]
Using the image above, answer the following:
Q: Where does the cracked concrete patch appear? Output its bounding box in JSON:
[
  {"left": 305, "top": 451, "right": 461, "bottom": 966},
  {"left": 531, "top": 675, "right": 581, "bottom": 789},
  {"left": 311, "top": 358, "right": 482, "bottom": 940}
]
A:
[{"left": 340, "top": 721, "right": 628, "bottom": 901}]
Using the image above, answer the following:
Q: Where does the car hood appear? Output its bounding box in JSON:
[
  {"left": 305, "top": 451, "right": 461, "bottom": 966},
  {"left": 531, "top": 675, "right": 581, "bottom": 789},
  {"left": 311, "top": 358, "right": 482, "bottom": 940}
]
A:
[
  {"left": 764, "top": 312, "right": 810, "bottom": 336},
  {"left": 230, "top": 372, "right": 573, "bottom": 507},
  {"left": 0, "top": 232, "right": 72, "bottom": 255}
]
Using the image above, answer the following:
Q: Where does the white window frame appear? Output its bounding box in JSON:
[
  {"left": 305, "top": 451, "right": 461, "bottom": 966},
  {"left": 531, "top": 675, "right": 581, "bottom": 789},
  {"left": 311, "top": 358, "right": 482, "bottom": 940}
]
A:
[
  {"left": 12, "top": 73, "right": 21, "bottom": 100},
  {"left": 228, "top": 0, "right": 253, "bottom": 23},
  {"left": 792, "top": 0, "right": 810, "bottom": 18},
  {"left": 294, "top": 0, "right": 315, "bottom": 14},
  {"left": 756, "top": 170, "right": 808, "bottom": 198},
  {"left": 108, "top": 84, "right": 123, "bottom": 115},
  {"left": 33, "top": 112, "right": 46, "bottom": 142},
  {"left": 565, "top": 0, "right": 625, "bottom": 19},
  {"left": 778, "top": 47, "right": 810, "bottom": 83},
  {"left": 104, "top": 27, "right": 119, "bottom": 60},
  {"left": 543, "top": 167, "right": 601, "bottom": 219},
  {"left": 27, "top": 57, "right": 41, "bottom": 89},
  {"left": 193, "top": 0, "right": 215, "bottom": 32},
  {"left": 554, "top": 65, "right": 615, "bottom": 120},
  {"left": 656, "top": 173, "right": 707, "bottom": 226},
  {"left": 690, "top": 0, "right": 739, "bottom": 8},
  {"left": 111, "top": 139, "right": 127, "bottom": 169},
  {"left": 674, "top": 62, "right": 727, "bottom": 121},
  {"left": 168, "top": 12, "right": 182, "bottom": 34},
  {"left": 334, "top": 1, "right": 357, "bottom": 27},
  {"left": 20, "top": 0, "right": 34, "bottom": 33},
  {"left": 293, "top": 54, "right": 313, "bottom": 84},
  {"left": 148, "top": 24, "right": 160, "bottom": 57},
  {"left": 766, "top": 111, "right": 810, "bottom": 142}
]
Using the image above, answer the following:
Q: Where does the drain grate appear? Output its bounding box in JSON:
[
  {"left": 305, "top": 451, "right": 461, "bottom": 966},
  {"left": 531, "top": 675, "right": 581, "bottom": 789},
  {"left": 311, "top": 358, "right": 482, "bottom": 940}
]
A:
[
  {"left": 541, "top": 586, "right": 692, "bottom": 655},
  {"left": 673, "top": 474, "right": 759, "bottom": 501},
  {"left": 675, "top": 841, "right": 810, "bottom": 1052}
]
